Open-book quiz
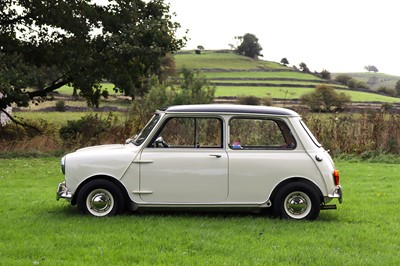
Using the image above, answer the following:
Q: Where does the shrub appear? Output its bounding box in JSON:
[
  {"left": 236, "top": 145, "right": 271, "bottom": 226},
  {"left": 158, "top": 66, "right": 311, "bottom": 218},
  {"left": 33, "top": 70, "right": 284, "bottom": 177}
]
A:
[
  {"left": 55, "top": 100, "right": 66, "bottom": 112},
  {"left": 335, "top": 74, "right": 352, "bottom": 85},
  {"left": 300, "top": 84, "right": 351, "bottom": 112},
  {"left": 59, "top": 113, "right": 117, "bottom": 148},
  {"left": 262, "top": 97, "right": 273, "bottom": 106},
  {"left": 237, "top": 95, "right": 260, "bottom": 105},
  {"left": 377, "top": 87, "right": 396, "bottom": 97}
]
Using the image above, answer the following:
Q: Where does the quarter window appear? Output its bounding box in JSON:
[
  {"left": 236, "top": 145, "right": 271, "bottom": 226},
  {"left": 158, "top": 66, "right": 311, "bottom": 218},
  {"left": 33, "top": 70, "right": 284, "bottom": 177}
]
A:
[{"left": 229, "top": 118, "right": 296, "bottom": 150}]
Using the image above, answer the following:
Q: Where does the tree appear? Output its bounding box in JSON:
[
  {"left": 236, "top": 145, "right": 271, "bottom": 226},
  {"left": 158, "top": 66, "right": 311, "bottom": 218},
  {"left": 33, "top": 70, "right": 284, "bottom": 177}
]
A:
[
  {"left": 300, "top": 84, "right": 351, "bottom": 112},
  {"left": 130, "top": 68, "right": 215, "bottom": 127},
  {"left": 280, "top": 58, "right": 289, "bottom": 66},
  {"left": 395, "top": 80, "right": 400, "bottom": 97},
  {"left": 235, "top": 33, "right": 262, "bottom": 59},
  {"left": 0, "top": 0, "right": 185, "bottom": 118},
  {"left": 364, "top": 65, "right": 379, "bottom": 73},
  {"left": 319, "top": 69, "right": 331, "bottom": 80},
  {"left": 299, "top": 62, "right": 310, "bottom": 73}
]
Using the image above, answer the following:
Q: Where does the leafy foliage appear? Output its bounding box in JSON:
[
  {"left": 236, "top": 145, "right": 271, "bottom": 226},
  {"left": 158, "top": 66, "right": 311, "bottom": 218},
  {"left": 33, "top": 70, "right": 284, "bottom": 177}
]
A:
[
  {"left": 364, "top": 65, "right": 379, "bottom": 73},
  {"left": 0, "top": 0, "right": 185, "bottom": 111},
  {"left": 235, "top": 33, "right": 263, "bottom": 59},
  {"left": 129, "top": 68, "right": 216, "bottom": 129},
  {"left": 280, "top": 58, "right": 289, "bottom": 66},
  {"left": 300, "top": 84, "right": 351, "bottom": 112},
  {"left": 395, "top": 80, "right": 400, "bottom": 96}
]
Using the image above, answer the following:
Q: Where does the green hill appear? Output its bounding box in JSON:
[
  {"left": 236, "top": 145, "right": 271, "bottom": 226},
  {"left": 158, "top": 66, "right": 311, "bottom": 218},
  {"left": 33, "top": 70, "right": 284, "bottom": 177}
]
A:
[
  {"left": 175, "top": 51, "right": 400, "bottom": 103},
  {"left": 332, "top": 72, "right": 399, "bottom": 91}
]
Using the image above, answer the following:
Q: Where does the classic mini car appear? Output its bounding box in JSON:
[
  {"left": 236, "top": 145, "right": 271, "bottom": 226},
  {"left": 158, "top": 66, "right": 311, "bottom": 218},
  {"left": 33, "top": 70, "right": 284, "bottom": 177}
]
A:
[{"left": 56, "top": 104, "right": 342, "bottom": 220}]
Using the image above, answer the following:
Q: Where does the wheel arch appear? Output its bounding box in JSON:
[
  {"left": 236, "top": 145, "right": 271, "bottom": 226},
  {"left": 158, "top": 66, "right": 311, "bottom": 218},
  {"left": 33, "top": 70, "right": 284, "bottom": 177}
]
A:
[
  {"left": 71, "top": 175, "right": 131, "bottom": 206},
  {"left": 269, "top": 177, "right": 324, "bottom": 203}
]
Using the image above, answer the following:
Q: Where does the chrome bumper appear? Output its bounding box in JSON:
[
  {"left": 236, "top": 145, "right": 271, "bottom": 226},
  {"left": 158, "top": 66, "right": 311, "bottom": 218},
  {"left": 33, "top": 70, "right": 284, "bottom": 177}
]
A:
[
  {"left": 328, "top": 185, "right": 343, "bottom": 204},
  {"left": 56, "top": 181, "right": 72, "bottom": 201}
]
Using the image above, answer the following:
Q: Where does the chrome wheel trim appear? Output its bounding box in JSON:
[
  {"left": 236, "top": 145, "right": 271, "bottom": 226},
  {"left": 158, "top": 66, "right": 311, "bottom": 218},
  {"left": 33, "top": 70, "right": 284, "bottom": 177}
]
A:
[
  {"left": 284, "top": 191, "right": 312, "bottom": 219},
  {"left": 86, "top": 189, "right": 114, "bottom": 217}
]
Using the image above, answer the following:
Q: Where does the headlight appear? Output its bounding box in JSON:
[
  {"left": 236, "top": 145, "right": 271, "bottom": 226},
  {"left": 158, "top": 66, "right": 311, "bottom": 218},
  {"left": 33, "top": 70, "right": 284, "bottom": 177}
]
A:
[{"left": 60, "top": 156, "right": 66, "bottom": 175}]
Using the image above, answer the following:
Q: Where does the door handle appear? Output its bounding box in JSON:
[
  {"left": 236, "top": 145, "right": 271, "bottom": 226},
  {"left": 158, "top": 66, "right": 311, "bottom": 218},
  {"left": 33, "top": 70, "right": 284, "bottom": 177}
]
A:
[{"left": 209, "top": 154, "right": 221, "bottom": 158}]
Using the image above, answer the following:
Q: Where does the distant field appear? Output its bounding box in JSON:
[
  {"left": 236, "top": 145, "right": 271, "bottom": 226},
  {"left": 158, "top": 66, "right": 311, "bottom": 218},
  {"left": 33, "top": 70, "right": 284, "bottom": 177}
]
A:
[
  {"left": 175, "top": 51, "right": 287, "bottom": 70},
  {"left": 13, "top": 111, "right": 128, "bottom": 126},
  {"left": 57, "top": 83, "right": 118, "bottom": 96},
  {"left": 333, "top": 72, "right": 399, "bottom": 91},
  {"left": 215, "top": 86, "right": 400, "bottom": 102},
  {"left": 204, "top": 71, "right": 323, "bottom": 80}
]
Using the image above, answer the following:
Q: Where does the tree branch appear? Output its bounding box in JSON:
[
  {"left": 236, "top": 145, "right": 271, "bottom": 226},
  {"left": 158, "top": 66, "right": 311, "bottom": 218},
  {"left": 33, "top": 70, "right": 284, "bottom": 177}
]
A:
[
  {"left": 0, "top": 108, "right": 40, "bottom": 132},
  {"left": 27, "top": 78, "right": 71, "bottom": 98}
]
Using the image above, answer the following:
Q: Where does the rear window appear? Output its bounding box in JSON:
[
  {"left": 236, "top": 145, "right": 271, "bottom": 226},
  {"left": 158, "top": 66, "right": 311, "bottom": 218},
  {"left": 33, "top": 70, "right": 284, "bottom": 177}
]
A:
[{"left": 229, "top": 117, "right": 296, "bottom": 150}]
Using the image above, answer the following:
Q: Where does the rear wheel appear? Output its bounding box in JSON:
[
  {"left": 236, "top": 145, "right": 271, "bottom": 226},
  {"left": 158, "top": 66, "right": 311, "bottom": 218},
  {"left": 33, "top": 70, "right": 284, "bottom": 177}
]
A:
[
  {"left": 77, "top": 179, "right": 125, "bottom": 217},
  {"left": 273, "top": 182, "right": 321, "bottom": 220}
]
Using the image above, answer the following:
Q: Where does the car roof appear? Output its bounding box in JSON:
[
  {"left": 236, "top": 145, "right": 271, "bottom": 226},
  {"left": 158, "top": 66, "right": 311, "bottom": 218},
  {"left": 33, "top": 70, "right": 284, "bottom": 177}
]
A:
[{"left": 160, "top": 104, "right": 299, "bottom": 116}]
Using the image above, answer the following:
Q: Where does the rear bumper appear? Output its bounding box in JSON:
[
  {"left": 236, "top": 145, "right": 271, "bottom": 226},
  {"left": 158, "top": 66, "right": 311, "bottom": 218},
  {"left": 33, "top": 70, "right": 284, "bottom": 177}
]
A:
[
  {"left": 56, "top": 181, "right": 72, "bottom": 202},
  {"left": 328, "top": 185, "right": 343, "bottom": 204}
]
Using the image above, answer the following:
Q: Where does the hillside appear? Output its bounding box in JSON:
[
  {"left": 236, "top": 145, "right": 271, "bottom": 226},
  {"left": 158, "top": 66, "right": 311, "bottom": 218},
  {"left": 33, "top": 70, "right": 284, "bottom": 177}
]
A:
[
  {"left": 175, "top": 50, "right": 400, "bottom": 103},
  {"left": 332, "top": 72, "right": 399, "bottom": 91}
]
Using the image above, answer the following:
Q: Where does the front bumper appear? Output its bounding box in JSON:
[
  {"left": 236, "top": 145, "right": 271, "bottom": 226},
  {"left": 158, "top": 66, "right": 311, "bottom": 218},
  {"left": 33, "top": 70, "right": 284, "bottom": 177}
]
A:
[{"left": 56, "top": 181, "right": 72, "bottom": 202}]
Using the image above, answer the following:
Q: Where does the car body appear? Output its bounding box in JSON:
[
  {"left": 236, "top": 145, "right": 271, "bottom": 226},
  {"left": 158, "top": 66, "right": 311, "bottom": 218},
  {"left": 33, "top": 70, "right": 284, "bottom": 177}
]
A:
[{"left": 56, "top": 104, "right": 342, "bottom": 220}]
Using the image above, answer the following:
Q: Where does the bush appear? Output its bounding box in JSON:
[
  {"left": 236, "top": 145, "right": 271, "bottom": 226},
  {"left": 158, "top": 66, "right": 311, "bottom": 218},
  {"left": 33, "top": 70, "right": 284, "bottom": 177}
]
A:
[
  {"left": 59, "top": 113, "right": 118, "bottom": 148},
  {"left": 300, "top": 85, "right": 351, "bottom": 112},
  {"left": 55, "top": 100, "right": 66, "bottom": 112},
  {"left": 237, "top": 95, "right": 260, "bottom": 105},
  {"left": 377, "top": 87, "right": 396, "bottom": 97},
  {"left": 335, "top": 74, "right": 352, "bottom": 85}
]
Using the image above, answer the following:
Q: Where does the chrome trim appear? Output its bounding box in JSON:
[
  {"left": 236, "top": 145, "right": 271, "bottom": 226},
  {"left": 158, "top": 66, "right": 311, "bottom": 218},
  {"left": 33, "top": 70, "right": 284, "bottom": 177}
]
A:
[
  {"left": 132, "top": 190, "right": 153, "bottom": 194},
  {"left": 56, "top": 181, "right": 72, "bottom": 201},
  {"left": 328, "top": 185, "right": 343, "bottom": 204},
  {"left": 60, "top": 156, "right": 66, "bottom": 175}
]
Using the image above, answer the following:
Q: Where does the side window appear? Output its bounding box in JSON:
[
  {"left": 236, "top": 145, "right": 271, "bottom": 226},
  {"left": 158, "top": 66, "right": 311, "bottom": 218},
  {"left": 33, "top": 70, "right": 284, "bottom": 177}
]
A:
[
  {"left": 229, "top": 118, "right": 296, "bottom": 150},
  {"left": 150, "top": 117, "right": 223, "bottom": 148}
]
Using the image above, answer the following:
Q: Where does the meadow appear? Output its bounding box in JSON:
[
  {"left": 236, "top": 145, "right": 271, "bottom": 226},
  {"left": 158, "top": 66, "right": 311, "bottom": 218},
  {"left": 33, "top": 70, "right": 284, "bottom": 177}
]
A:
[{"left": 0, "top": 158, "right": 399, "bottom": 265}]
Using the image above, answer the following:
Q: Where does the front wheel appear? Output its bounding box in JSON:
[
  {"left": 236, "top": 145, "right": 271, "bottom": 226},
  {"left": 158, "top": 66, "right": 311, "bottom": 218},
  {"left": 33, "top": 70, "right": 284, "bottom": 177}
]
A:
[
  {"left": 273, "top": 182, "right": 321, "bottom": 220},
  {"left": 77, "top": 179, "right": 125, "bottom": 217}
]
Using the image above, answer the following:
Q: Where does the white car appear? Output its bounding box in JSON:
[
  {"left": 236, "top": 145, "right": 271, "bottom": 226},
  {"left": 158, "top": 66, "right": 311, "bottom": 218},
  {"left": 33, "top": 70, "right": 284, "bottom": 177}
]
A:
[{"left": 57, "top": 104, "right": 342, "bottom": 220}]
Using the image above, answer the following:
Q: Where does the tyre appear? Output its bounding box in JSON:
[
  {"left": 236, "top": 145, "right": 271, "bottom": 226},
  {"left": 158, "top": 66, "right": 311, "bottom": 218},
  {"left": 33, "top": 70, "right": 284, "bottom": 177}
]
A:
[
  {"left": 77, "top": 179, "right": 125, "bottom": 217},
  {"left": 273, "top": 182, "right": 321, "bottom": 220}
]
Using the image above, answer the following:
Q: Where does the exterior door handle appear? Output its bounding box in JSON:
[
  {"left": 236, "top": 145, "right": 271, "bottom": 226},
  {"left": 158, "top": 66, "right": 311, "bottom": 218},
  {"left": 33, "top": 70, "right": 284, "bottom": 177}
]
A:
[{"left": 209, "top": 154, "right": 221, "bottom": 158}]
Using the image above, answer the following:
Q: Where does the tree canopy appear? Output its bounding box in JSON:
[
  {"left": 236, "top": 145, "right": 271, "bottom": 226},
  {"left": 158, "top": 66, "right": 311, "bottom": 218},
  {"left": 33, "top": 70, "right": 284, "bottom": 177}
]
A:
[
  {"left": 0, "top": 0, "right": 185, "bottom": 113},
  {"left": 235, "top": 33, "right": 262, "bottom": 59},
  {"left": 364, "top": 65, "right": 379, "bottom": 73}
]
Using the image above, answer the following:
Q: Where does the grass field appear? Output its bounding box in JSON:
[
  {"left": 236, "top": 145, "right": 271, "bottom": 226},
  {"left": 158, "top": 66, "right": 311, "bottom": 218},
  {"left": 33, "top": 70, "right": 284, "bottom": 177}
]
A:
[
  {"left": 0, "top": 158, "right": 399, "bottom": 265},
  {"left": 333, "top": 72, "right": 400, "bottom": 91},
  {"left": 175, "top": 51, "right": 287, "bottom": 70},
  {"left": 215, "top": 86, "right": 400, "bottom": 102},
  {"left": 204, "top": 71, "right": 322, "bottom": 80}
]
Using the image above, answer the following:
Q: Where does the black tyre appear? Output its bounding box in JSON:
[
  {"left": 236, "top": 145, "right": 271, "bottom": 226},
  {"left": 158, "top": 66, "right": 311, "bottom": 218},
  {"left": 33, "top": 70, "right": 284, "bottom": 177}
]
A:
[
  {"left": 273, "top": 182, "right": 321, "bottom": 220},
  {"left": 77, "top": 179, "right": 125, "bottom": 217}
]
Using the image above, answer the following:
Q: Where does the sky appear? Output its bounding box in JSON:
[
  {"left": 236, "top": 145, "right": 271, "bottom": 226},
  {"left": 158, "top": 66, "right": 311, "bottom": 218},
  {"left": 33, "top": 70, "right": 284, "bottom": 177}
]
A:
[{"left": 167, "top": 0, "right": 400, "bottom": 76}]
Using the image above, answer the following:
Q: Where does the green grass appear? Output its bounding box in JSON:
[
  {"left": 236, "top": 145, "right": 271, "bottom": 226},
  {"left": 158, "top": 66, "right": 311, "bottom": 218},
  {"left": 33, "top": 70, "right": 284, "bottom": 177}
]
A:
[
  {"left": 57, "top": 83, "right": 119, "bottom": 96},
  {"left": 204, "top": 71, "right": 323, "bottom": 80},
  {"left": 333, "top": 72, "right": 400, "bottom": 91},
  {"left": 0, "top": 158, "right": 399, "bottom": 265},
  {"left": 215, "top": 86, "right": 400, "bottom": 102},
  {"left": 175, "top": 51, "right": 287, "bottom": 70}
]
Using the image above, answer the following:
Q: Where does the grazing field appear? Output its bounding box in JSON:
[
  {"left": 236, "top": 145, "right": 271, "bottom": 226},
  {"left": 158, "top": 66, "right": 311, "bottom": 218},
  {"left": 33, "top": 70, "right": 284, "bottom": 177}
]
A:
[
  {"left": 0, "top": 158, "right": 399, "bottom": 265},
  {"left": 175, "top": 51, "right": 287, "bottom": 70},
  {"left": 215, "top": 86, "right": 400, "bottom": 102}
]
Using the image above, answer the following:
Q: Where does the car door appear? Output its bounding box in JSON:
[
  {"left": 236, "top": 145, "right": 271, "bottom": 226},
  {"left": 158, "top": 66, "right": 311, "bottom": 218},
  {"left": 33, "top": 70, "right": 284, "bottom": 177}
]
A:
[
  {"left": 226, "top": 117, "right": 313, "bottom": 203},
  {"left": 138, "top": 116, "right": 229, "bottom": 203}
]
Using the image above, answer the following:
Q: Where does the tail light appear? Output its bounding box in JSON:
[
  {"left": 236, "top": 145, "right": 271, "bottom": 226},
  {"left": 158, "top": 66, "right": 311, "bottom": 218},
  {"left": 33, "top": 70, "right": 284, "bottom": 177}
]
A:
[{"left": 333, "top": 169, "right": 340, "bottom": 185}]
